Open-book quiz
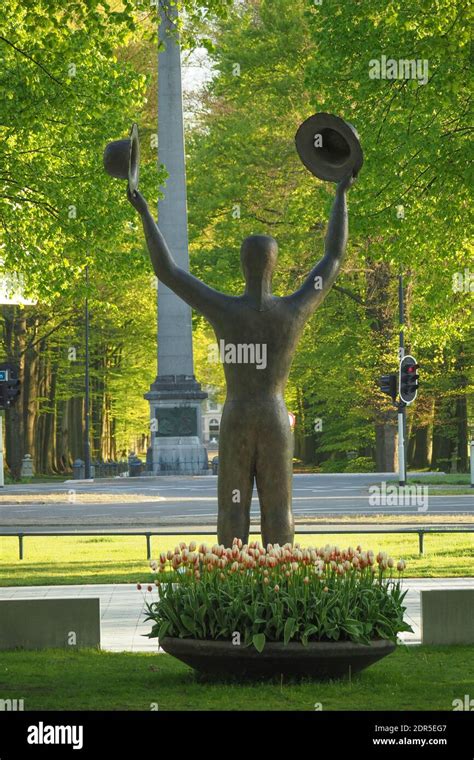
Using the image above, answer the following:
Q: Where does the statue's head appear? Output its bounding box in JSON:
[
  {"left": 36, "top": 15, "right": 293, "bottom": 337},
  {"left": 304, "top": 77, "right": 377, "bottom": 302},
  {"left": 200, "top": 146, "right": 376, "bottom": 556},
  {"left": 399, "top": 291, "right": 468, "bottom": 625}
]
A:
[{"left": 240, "top": 235, "right": 278, "bottom": 282}]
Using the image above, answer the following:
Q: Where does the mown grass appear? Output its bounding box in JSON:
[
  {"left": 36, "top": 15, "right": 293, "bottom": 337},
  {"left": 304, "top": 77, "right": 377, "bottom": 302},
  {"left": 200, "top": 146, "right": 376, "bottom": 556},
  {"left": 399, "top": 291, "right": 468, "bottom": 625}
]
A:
[
  {"left": 0, "top": 532, "right": 472, "bottom": 586},
  {"left": 0, "top": 646, "right": 471, "bottom": 711},
  {"left": 409, "top": 474, "right": 471, "bottom": 485}
]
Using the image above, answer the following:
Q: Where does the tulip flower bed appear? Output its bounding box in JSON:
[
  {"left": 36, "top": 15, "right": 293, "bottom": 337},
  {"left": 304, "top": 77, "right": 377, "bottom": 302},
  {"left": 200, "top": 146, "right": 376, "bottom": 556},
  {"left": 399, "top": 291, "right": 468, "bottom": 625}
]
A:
[{"left": 143, "top": 540, "right": 412, "bottom": 653}]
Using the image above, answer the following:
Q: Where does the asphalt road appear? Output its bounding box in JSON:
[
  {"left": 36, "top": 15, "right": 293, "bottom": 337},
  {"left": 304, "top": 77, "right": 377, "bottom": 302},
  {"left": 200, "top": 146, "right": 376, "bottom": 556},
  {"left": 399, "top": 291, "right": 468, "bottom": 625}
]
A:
[{"left": 0, "top": 473, "right": 472, "bottom": 532}]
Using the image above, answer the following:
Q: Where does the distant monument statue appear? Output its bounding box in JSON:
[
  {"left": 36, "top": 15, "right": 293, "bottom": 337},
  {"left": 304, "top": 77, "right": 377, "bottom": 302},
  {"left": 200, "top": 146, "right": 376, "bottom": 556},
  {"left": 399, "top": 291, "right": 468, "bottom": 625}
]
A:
[{"left": 105, "top": 112, "right": 363, "bottom": 546}]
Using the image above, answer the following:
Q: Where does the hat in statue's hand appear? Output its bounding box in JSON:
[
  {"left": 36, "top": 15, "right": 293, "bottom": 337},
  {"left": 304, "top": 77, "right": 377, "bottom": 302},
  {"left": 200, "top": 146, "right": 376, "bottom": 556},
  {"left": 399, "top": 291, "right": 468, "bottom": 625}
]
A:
[
  {"left": 295, "top": 113, "right": 363, "bottom": 182},
  {"left": 103, "top": 123, "right": 140, "bottom": 193}
]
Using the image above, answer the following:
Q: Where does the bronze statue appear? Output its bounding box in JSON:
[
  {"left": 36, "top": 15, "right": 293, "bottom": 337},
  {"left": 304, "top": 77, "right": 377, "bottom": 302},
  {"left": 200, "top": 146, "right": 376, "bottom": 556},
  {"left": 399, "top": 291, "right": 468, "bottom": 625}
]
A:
[{"left": 106, "top": 113, "right": 362, "bottom": 547}]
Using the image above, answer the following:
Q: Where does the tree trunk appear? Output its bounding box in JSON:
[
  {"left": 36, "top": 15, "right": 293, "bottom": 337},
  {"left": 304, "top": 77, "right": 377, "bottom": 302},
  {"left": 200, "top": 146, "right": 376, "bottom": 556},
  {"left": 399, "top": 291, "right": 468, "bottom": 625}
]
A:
[
  {"left": 2, "top": 306, "right": 27, "bottom": 479},
  {"left": 410, "top": 426, "right": 430, "bottom": 469},
  {"left": 431, "top": 396, "right": 456, "bottom": 471},
  {"left": 375, "top": 415, "right": 398, "bottom": 472}
]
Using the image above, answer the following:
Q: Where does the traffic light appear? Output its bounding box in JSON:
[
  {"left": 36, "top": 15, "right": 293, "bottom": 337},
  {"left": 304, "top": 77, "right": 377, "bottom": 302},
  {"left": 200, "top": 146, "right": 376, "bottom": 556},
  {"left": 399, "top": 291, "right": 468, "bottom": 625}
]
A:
[
  {"left": 0, "top": 363, "right": 21, "bottom": 408},
  {"left": 378, "top": 373, "right": 397, "bottom": 402},
  {"left": 399, "top": 355, "right": 419, "bottom": 405}
]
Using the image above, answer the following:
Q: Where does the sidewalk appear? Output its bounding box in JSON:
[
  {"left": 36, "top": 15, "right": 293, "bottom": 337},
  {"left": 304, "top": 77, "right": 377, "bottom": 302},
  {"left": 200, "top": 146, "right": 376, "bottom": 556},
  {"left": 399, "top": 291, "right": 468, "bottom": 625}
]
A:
[{"left": 0, "top": 578, "right": 473, "bottom": 652}]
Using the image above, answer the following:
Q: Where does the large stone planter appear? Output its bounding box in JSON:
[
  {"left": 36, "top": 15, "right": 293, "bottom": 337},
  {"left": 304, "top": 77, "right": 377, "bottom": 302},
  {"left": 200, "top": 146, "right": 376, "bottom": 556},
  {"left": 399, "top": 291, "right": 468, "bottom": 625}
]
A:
[{"left": 160, "top": 637, "right": 396, "bottom": 680}]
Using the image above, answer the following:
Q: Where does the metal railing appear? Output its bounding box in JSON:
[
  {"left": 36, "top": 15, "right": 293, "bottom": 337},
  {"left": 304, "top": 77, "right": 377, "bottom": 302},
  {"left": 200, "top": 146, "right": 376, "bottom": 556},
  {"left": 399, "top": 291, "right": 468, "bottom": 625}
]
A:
[
  {"left": 1, "top": 525, "right": 473, "bottom": 561},
  {"left": 92, "top": 460, "right": 129, "bottom": 479}
]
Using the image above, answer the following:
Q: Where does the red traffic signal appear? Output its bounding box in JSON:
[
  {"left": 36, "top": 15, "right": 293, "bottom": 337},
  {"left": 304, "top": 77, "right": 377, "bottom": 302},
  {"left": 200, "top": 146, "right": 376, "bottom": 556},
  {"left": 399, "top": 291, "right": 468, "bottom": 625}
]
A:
[{"left": 399, "top": 355, "right": 419, "bottom": 404}]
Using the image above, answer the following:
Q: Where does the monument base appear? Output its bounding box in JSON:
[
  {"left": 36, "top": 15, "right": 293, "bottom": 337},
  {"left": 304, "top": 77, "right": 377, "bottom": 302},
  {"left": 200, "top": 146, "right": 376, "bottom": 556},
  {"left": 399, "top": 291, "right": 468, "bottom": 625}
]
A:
[
  {"left": 145, "top": 374, "right": 208, "bottom": 476},
  {"left": 150, "top": 435, "right": 208, "bottom": 475}
]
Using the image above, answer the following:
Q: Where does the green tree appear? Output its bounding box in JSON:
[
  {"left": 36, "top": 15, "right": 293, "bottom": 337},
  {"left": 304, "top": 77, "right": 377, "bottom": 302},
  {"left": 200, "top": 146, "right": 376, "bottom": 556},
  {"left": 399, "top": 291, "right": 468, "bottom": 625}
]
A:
[{"left": 186, "top": 0, "right": 472, "bottom": 471}]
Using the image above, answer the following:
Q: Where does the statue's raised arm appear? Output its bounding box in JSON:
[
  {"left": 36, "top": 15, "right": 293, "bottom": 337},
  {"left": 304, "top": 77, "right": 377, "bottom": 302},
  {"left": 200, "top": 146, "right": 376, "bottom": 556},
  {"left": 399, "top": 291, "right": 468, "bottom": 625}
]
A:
[
  {"left": 287, "top": 172, "right": 356, "bottom": 316},
  {"left": 128, "top": 188, "right": 228, "bottom": 325}
]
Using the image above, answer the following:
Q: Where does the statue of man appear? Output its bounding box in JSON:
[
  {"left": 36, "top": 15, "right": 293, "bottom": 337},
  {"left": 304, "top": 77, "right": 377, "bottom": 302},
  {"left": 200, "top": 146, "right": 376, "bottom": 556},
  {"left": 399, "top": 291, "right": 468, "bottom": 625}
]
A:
[{"left": 128, "top": 171, "right": 355, "bottom": 547}]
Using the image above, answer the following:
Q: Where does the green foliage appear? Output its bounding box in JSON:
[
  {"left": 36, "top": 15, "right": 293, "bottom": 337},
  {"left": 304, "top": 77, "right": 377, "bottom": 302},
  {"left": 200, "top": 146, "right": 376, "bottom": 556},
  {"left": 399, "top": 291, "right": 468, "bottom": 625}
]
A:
[
  {"left": 0, "top": 0, "right": 154, "bottom": 299},
  {"left": 144, "top": 541, "right": 412, "bottom": 650},
  {"left": 187, "top": 0, "right": 473, "bottom": 468}
]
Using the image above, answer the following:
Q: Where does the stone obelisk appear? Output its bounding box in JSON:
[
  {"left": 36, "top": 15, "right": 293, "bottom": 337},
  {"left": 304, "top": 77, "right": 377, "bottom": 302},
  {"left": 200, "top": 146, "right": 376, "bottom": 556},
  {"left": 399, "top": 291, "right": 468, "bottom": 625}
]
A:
[{"left": 145, "top": 0, "right": 208, "bottom": 474}]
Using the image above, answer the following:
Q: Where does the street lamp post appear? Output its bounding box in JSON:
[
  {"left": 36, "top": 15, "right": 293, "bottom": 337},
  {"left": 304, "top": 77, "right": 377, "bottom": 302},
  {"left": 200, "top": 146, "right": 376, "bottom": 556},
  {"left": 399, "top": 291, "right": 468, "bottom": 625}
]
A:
[
  {"left": 470, "top": 423, "right": 474, "bottom": 489},
  {"left": 84, "top": 264, "right": 91, "bottom": 480},
  {"left": 398, "top": 274, "right": 407, "bottom": 486}
]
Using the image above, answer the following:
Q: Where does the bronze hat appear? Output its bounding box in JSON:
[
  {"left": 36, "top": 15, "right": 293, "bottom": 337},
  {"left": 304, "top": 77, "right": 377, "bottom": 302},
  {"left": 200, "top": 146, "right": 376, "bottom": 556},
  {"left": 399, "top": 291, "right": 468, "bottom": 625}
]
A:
[
  {"left": 103, "top": 122, "right": 140, "bottom": 193},
  {"left": 295, "top": 113, "right": 363, "bottom": 182}
]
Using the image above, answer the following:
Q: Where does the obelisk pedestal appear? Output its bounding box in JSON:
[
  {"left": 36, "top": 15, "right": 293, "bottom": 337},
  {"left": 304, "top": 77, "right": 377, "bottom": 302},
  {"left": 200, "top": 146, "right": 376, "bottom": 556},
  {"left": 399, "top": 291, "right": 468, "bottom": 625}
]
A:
[{"left": 145, "top": 1, "right": 207, "bottom": 474}]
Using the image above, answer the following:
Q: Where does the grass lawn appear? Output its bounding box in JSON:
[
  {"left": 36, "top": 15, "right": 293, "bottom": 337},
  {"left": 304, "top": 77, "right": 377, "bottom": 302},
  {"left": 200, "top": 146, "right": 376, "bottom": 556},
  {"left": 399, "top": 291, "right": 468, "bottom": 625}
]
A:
[
  {"left": 4, "top": 474, "right": 68, "bottom": 485},
  {"left": 0, "top": 532, "right": 472, "bottom": 586},
  {"left": 422, "top": 489, "right": 473, "bottom": 495},
  {"left": 0, "top": 646, "right": 471, "bottom": 711},
  {"left": 409, "top": 474, "right": 471, "bottom": 486}
]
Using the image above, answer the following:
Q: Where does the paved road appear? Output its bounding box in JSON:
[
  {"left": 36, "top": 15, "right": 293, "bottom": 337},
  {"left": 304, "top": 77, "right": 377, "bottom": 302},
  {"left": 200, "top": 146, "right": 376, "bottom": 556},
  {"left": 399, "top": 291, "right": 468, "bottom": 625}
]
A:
[{"left": 0, "top": 473, "right": 472, "bottom": 532}]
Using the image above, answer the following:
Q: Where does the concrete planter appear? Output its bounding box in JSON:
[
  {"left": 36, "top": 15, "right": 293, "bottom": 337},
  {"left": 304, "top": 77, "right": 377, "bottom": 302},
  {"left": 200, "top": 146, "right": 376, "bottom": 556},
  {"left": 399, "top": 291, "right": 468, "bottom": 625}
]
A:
[
  {"left": 160, "top": 637, "right": 396, "bottom": 680},
  {"left": 0, "top": 599, "right": 100, "bottom": 650}
]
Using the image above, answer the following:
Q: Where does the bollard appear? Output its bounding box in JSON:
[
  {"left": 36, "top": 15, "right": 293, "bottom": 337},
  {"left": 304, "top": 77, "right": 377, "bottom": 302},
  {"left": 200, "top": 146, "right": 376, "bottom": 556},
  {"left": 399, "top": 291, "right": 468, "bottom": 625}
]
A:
[
  {"left": 146, "top": 534, "right": 152, "bottom": 560},
  {"left": 470, "top": 440, "right": 474, "bottom": 488},
  {"left": 72, "top": 459, "right": 85, "bottom": 480},
  {"left": 20, "top": 454, "right": 34, "bottom": 478},
  {"left": 19, "top": 534, "right": 24, "bottom": 560},
  {"left": 418, "top": 531, "right": 425, "bottom": 556}
]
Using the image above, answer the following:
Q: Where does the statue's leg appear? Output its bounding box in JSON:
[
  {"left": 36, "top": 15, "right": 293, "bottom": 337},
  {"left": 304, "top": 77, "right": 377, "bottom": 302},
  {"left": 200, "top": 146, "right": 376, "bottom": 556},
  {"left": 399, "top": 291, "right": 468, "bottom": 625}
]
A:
[
  {"left": 217, "top": 402, "right": 255, "bottom": 547},
  {"left": 255, "top": 402, "right": 294, "bottom": 546}
]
